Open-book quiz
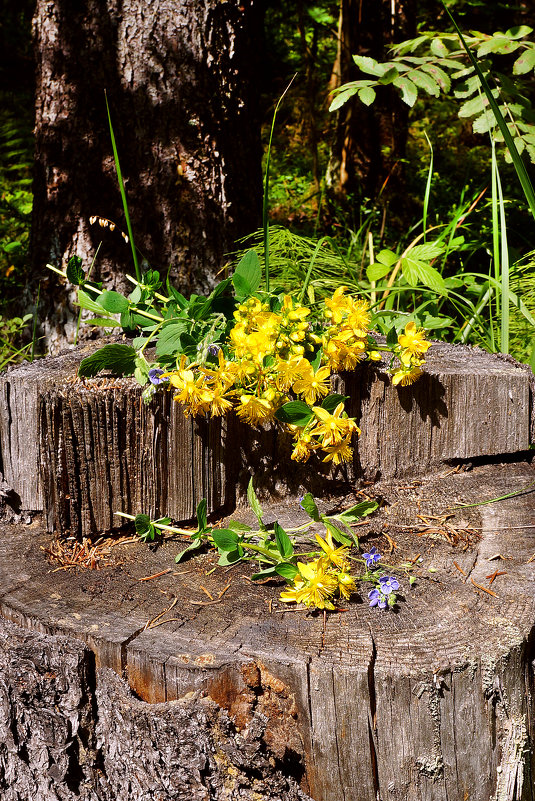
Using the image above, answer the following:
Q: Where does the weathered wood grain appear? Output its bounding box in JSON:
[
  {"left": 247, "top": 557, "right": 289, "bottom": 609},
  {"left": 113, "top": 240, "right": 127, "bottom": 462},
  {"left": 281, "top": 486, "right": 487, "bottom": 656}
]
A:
[
  {"left": 0, "top": 463, "right": 534, "bottom": 800},
  {"left": 1, "top": 342, "right": 533, "bottom": 537}
]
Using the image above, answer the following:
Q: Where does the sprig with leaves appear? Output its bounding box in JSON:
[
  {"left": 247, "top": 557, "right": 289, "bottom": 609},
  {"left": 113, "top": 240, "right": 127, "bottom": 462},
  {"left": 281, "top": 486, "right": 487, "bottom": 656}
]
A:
[{"left": 117, "top": 479, "right": 411, "bottom": 611}]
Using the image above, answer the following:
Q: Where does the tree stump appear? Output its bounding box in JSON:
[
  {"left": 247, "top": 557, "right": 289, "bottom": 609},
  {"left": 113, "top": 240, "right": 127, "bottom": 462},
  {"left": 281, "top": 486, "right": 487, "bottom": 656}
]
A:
[
  {"left": 0, "top": 342, "right": 532, "bottom": 537},
  {"left": 0, "top": 462, "right": 534, "bottom": 801}
]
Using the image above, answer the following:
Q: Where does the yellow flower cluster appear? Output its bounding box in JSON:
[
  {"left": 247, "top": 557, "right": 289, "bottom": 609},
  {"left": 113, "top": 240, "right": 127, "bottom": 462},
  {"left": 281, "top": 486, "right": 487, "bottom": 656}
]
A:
[
  {"left": 323, "top": 286, "right": 380, "bottom": 370},
  {"left": 279, "top": 530, "right": 356, "bottom": 610},
  {"left": 391, "top": 322, "right": 431, "bottom": 386},
  {"left": 162, "top": 291, "right": 430, "bottom": 464}
]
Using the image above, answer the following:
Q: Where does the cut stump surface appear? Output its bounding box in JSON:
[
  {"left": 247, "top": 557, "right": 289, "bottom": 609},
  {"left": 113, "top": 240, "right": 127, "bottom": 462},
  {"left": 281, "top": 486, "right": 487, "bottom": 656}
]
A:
[{"left": 1, "top": 462, "right": 534, "bottom": 801}]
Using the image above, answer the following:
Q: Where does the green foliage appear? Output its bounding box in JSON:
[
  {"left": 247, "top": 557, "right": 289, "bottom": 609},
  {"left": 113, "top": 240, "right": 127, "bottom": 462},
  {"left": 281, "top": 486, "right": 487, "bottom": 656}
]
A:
[
  {"left": 330, "top": 26, "right": 535, "bottom": 164},
  {"left": 0, "top": 313, "right": 33, "bottom": 372},
  {"left": 0, "top": 96, "right": 33, "bottom": 301}
]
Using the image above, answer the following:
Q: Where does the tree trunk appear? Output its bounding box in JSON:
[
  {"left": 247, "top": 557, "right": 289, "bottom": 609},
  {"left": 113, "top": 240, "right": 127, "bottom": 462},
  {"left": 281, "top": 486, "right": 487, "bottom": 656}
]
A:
[
  {"left": 327, "top": 0, "right": 416, "bottom": 203},
  {"left": 31, "top": 0, "right": 263, "bottom": 353}
]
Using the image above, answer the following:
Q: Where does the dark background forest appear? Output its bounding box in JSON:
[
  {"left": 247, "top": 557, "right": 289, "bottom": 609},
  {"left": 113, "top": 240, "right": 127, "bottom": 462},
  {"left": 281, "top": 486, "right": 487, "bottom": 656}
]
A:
[{"left": 1, "top": 0, "right": 535, "bottom": 361}]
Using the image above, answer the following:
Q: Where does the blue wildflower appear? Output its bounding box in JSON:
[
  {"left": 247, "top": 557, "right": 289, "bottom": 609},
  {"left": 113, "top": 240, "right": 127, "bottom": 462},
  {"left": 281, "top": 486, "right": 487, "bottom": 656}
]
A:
[
  {"left": 363, "top": 546, "right": 382, "bottom": 569},
  {"left": 368, "top": 588, "right": 388, "bottom": 610},
  {"left": 208, "top": 344, "right": 220, "bottom": 355},
  {"left": 148, "top": 368, "right": 169, "bottom": 385},
  {"left": 378, "top": 575, "right": 400, "bottom": 595}
]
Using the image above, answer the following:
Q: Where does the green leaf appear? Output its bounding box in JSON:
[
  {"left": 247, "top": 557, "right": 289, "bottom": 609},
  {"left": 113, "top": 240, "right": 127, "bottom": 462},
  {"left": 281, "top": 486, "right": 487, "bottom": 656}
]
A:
[
  {"left": 430, "top": 38, "right": 449, "bottom": 58},
  {"left": 392, "top": 76, "right": 418, "bottom": 107},
  {"left": 217, "top": 548, "right": 243, "bottom": 566},
  {"left": 275, "top": 563, "right": 299, "bottom": 581},
  {"left": 134, "top": 514, "right": 155, "bottom": 542},
  {"left": 420, "top": 64, "right": 451, "bottom": 92},
  {"left": 175, "top": 536, "right": 203, "bottom": 563},
  {"left": 353, "top": 55, "right": 388, "bottom": 77},
  {"left": 477, "top": 37, "right": 518, "bottom": 57},
  {"left": 300, "top": 492, "right": 321, "bottom": 522},
  {"left": 513, "top": 47, "right": 535, "bottom": 75},
  {"left": 506, "top": 25, "right": 533, "bottom": 39},
  {"left": 212, "top": 528, "right": 239, "bottom": 552},
  {"left": 232, "top": 250, "right": 262, "bottom": 298},
  {"left": 247, "top": 477, "right": 264, "bottom": 526},
  {"left": 227, "top": 519, "right": 252, "bottom": 532},
  {"left": 77, "top": 289, "right": 110, "bottom": 315},
  {"left": 196, "top": 498, "right": 208, "bottom": 533},
  {"left": 367, "top": 262, "right": 392, "bottom": 281},
  {"left": 329, "top": 85, "right": 360, "bottom": 112},
  {"left": 155, "top": 321, "right": 188, "bottom": 357},
  {"left": 472, "top": 111, "right": 494, "bottom": 134},
  {"left": 274, "top": 401, "right": 313, "bottom": 426},
  {"left": 401, "top": 257, "right": 447, "bottom": 294},
  {"left": 78, "top": 344, "right": 137, "bottom": 378},
  {"left": 274, "top": 522, "right": 294, "bottom": 558},
  {"left": 358, "top": 86, "right": 376, "bottom": 106},
  {"left": 376, "top": 249, "right": 398, "bottom": 267},
  {"left": 337, "top": 500, "right": 378, "bottom": 524},
  {"left": 251, "top": 567, "right": 278, "bottom": 581},
  {"left": 323, "top": 519, "right": 352, "bottom": 546},
  {"left": 321, "top": 394, "right": 348, "bottom": 413},
  {"left": 409, "top": 243, "right": 445, "bottom": 260},
  {"left": 407, "top": 69, "right": 440, "bottom": 97},
  {"left": 66, "top": 256, "right": 85, "bottom": 285},
  {"left": 386, "top": 326, "right": 398, "bottom": 347},
  {"left": 98, "top": 290, "right": 130, "bottom": 314},
  {"left": 134, "top": 356, "right": 149, "bottom": 386},
  {"left": 458, "top": 92, "right": 494, "bottom": 118}
]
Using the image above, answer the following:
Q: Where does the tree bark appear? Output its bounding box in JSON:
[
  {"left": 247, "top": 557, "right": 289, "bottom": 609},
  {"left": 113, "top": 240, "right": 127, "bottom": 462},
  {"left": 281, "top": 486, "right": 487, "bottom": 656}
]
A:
[
  {"left": 327, "top": 0, "right": 416, "bottom": 203},
  {"left": 32, "top": 0, "right": 263, "bottom": 352}
]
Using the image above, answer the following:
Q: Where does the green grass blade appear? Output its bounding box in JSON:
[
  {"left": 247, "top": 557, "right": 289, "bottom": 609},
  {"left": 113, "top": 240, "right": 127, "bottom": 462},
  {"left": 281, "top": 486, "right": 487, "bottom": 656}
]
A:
[
  {"left": 104, "top": 92, "right": 141, "bottom": 282},
  {"left": 422, "top": 132, "right": 433, "bottom": 242},
  {"left": 31, "top": 283, "right": 40, "bottom": 361},
  {"left": 495, "top": 160, "right": 509, "bottom": 353},
  {"left": 442, "top": 3, "right": 535, "bottom": 220},
  {"left": 263, "top": 75, "right": 296, "bottom": 293}
]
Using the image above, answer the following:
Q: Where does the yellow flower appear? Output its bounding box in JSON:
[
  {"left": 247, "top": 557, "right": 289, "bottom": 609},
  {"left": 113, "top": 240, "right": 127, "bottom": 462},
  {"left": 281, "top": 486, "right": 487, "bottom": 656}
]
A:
[
  {"left": 391, "top": 365, "right": 423, "bottom": 386},
  {"left": 324, "top": 286, "right": 352, "bottom": 324},
  {"left": 274, "top": 356, "right": 307, "bottom": 392},
  {"left": 208, "top": 385, "right": 234, "bottom": 417},
  {"left": 294, "top": 560, "right": 338, "bottom": 610},
  {"left": 336, "top": 570, "right": 357, "bottom": 600},
  {"left": 291, "top": 434, "right": 317, "bottom": 462},
  {"left": 368, "top": 350, "right": 382, "bottom": 362},
  {"left": 282, "top": 294, "right": 310, "bottom": 321},
  {"left": 397, "top": 322, "right": 431, "bottom": 357},
  {"left": 292, "top": 365, "right": 331, "bottom": 405},
  {"left": 236, "top": 394, "right": 273, "bottom": 425},
  {"left": 203, "top": 351, "right": 238, "bottom": 388},
  {"left": 315, "top": 530, "right": 349, "bottom": 570},
  {"left": 322, "top": 439, "right": 354, "bottom": 465},
  {"left": 347, "top": 299, "right": 371, "bottom": 336},
  {"left": 312, "top": 402, "right": 360, "bottom": 447},
  {"left": 169, "top": 370, "right": 212, "bottom": 414}
]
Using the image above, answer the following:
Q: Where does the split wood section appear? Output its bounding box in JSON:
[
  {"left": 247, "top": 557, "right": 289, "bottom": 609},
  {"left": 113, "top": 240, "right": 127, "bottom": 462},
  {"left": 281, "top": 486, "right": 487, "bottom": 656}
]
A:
[
  {"left": 0, "top": 464, "right": 534, "bottom": 801},
  {"left": 0, "top": 342, "right": 532, "bottom": 538}
]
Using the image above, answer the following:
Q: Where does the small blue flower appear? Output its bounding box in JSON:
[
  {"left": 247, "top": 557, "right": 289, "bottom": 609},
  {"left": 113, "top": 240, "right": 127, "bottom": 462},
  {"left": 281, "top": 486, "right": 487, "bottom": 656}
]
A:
[
  {"left": 208, "top": 344, "right": 220, "bottom": 355},
  {"left": 368, "top": 588, "right": 388, "bottom": 610},
  {"left": 148, "top": 368, "right": 169, "bottom": 385},
  {"left": 378, "top": 575, "right": 400, "bottom": 595},
  {"left": 363, "top": 546, "right": 382, "bottom": 568}
]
